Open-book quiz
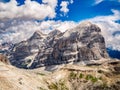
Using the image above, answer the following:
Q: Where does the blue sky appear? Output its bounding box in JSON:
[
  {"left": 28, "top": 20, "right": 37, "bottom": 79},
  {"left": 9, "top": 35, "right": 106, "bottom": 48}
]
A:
[
  {"left": 0, "top": 0, "right": 120, "bottom": 51},
  {"left": 57, "top": 0, "right": 120, "bottom": 21},
  {"left": 1, "top": 0, "right": 120, "bottom": 21},
  {"left": 27, "top": 0, "right": 120, "bottom": 21},
  {"left": 22, "top": 0, "right": 120, "bottom": 21}
]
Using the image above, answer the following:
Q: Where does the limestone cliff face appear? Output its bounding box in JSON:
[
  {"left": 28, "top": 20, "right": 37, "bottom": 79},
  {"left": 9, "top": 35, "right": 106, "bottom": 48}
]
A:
[
  {"left": 9, "top": 22, "right": 108, "bottom": 68},
  {"left": 52, "top": 22, "right": 108, "bottom": 63},
  {"left": 9, "top": 31, "right": 47, "bottom": 68}
]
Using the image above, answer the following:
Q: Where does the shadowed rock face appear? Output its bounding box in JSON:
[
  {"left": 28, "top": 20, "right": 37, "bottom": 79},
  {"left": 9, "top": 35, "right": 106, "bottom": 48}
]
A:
[
  {"left": 52, "top": 22, "right": 108, "bottom": 62},
  {"left": 9, "top": 31, "right": 47, "bottom": 68},
  {"left": 9, "top": 22, "right": 108, "bottom": 69}
]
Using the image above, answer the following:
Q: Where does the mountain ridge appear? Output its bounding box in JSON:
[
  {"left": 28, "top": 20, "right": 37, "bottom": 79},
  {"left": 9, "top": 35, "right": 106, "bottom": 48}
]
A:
[{"left": 9, "top": 21, "right": 109, "bottom": 69}]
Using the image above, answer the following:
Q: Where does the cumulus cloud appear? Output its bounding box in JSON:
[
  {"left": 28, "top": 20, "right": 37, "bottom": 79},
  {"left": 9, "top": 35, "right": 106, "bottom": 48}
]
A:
[
  {"left": 0, "top": 20, "right": 77, "bottom": 44},
  {"left": 0, "top": 0, "right": 58, "bottom": 20},
  {"left": 0, "top": 0, "right": 77, "bottom": 44},
  {"left": 87, "top": 9, "right": 120, "bottom": 50},
  {"left": 60, "top": 1, "right": 69, "bottom": 15},
  {"left": 42, "top": 0, "right": 57, "bottom": 8},
  {"left": 0, "top": 20, "right": 41, "bottom": 43},
  {"left": 60, "top": 0, "right": 74, "bottom": 16}
]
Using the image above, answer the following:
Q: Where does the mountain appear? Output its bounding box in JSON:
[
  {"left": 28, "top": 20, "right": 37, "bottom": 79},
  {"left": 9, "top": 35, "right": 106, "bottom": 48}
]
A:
[
  {"left": 9, "top": 21, "right": 108, "bottom": 69},
  {"left": 9, "top": 31, "right": 47, "bottom": 68},
  {"left": 0, "top": 42, "right": 14, "bottom": 54}
]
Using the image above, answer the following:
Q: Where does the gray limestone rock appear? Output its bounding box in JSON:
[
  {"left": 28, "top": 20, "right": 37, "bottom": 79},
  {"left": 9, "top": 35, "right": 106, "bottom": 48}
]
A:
[{"left": 9, "top": 22, "right": 109, "bottom": 68}]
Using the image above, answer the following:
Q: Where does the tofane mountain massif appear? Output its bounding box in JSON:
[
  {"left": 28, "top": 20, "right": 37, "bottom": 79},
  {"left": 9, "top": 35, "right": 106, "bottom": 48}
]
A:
[
  {"left": 0, "top": 22, "right": 120, "bottom": 90},
  {"left": 9, "top": 22, "right": 108, "bottom": 69}
]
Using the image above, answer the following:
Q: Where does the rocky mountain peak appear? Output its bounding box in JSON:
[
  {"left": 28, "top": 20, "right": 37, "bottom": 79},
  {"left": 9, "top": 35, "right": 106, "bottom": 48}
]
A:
[
  {"left": 47, "top": 29, "right": 62, "bottom": 40},
  {"left": 63, "top": 21, "right": 101, "bottom": 38},
  {"left": 29, "top": 30, "right": 47, "bottom": 40},
  {"left": 49, "top": 29, "right": 62, "bottom": 36},
  {"left": 75, "top": 21, "right": 101, "bottom": 33},
  {"left": 9, "top": 22, "right": 109, "bottom": 69}
]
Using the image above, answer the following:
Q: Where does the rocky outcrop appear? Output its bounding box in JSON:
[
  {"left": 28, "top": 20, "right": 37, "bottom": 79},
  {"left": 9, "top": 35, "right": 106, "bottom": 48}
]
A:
[
  {"left": 0, "top": 54, "right": 9, "bottom": 64},
  {"left": 9, "top": 21, "right": 108, "bottom": 68}
]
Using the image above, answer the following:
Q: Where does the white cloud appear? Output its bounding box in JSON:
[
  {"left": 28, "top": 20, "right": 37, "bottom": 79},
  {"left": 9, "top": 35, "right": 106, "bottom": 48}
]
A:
[
  {"left": 87, "top": 9, "right": 120, "bottom": 51},
  {"left": 70, "top": 0, "right": 74, "bottom": 4},
  {"left": 0, "top": 20, "right": 41, "bottom": 43},
  {"left": 94, "top": 0, "right": 103, "bottom": 5},
  {"left": 55, "top": 21, "right": 77, "bottom": 32},
  {"left": 42, "top": 0, "right": 58, "bottom": 8},
  {"left": 94, "top": 0, "right": 120, "bottom": 5},
  {"left": 60, "top": 1, "right": 69, "bottom": 15},
  {"left": 0, "top": 0, "right": 58, "bottom": 20},
  {"left": 0, "top": 20, "right": 77, "bottom": 44},
  {"left": 60, "top": 0, "right": 74, "bottom": 16}
]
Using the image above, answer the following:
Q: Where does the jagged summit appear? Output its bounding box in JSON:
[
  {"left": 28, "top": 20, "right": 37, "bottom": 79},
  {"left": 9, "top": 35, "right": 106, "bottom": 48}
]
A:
[
  {"left": 47, "top": 29, "right": 63, "bottom": 41},
  {"left": 74, "top": 21, "right": 101, "bottom": 32},
  {"left": 29, "top": 30, "right": 47, "bottom": 40},
  {"left": 48, "top": 29, "right": 62, "bottom": 37},
  {"left": 63, "top": 21, "right": 101, "bottom": 38}
]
